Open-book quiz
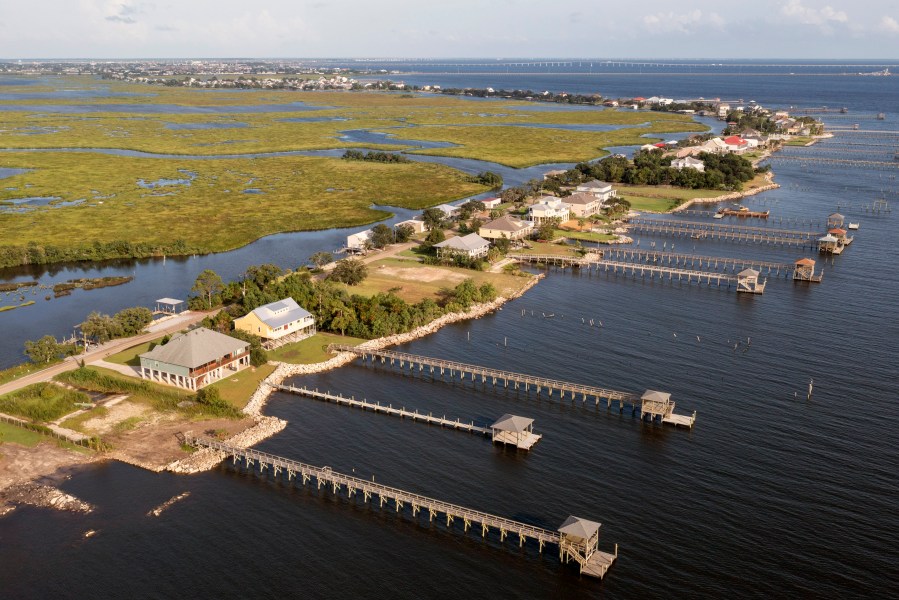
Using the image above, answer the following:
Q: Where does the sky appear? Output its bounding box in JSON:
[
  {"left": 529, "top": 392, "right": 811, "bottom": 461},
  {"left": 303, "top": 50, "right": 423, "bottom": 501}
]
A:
[{"left": 0, "top": 0, "right": 897, "bottom": 59}]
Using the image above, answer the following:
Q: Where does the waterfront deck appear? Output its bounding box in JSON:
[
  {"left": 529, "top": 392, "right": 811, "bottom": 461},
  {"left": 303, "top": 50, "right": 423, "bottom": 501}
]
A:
[
  {"left": 329, "top": 345, "right": 697, "bottom": 428},
  {"left": 183, "top": 435, "right": 617, "bottom": 578},
  {"left": 598, "top": 248, "right": 796, "bottom": 276}
]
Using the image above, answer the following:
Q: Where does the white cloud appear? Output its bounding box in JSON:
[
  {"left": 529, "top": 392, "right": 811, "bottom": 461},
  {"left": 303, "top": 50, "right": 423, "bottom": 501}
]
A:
[
  {"left": 642, "top": 10, "right": 726, "bottom": 34},
  {"left": 879, "top": 15, "right": 899, "bottom": 34},
  {"left": 781, "top": 0, "right": 848, "bottom": 33}
]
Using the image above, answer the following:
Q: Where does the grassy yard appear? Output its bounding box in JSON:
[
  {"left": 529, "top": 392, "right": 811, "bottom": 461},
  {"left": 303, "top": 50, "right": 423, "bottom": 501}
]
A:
[
  {"left": 617, "top": 185, "right": 725, "bottom": 212},
  {"left": 0, "top": 383, "right": 89, "bottom": 422},
  {"left": 555, "top": 230, "right": 616, "bottom": 242},
  {"left": 341, "top": 258, "right": 533, "bottom": 303},
  {"left": 510, "top": 241, "right": 580, "bottom": 256},
  {"left": 208, "top": 363, "right": 277, "bottom": 410},
  {"left": 105, "top": 337, "right": 167, "bottom": 367},
  {"left": 267, "top": 333, "right": 366, "bottom": 365},
  {"left": 0, "top": 360, "right": 64, "bottom": 386},
  {"left": 0, "top": 420, "right": 45, "bottom": 447}
]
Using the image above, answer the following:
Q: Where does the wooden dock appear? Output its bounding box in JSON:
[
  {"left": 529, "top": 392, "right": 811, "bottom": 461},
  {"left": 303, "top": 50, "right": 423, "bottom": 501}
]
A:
[
  {"left": 677, "top": 210, "right": 824, "bottom": 228},
  {"left": 598, "top": 248, "right": 796, "bottom": 276},
  {"left": 626, "top": 217, "right": 819, "bottom": 247},
  {"left": 767, "top": 155, "right": 899, "bottom": 170},
  {"left": 276, "top": 384, "right": 492, "bottom": 437},
  {"left": 587, "top": 259, "right": 741, "bottom": 288},
  {"left": 329, "top": 345, "right": 697, "bottom": 428},
  {"left": 184, "top": 435, "right": 618, "bottom": 578}
]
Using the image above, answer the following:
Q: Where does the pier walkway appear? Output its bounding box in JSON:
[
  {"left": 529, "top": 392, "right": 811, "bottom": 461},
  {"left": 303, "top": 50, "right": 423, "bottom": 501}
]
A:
[
  {"left": 184, "top": 435, "right": 617, "bottom": 578},
  {"left": 328, "top": 345, "right": 696, "bottom": 428},
  {"left": 626, "top": 218, "right": 819, "bottom": 247},
  {"left": 767, "top": 155, "right": 899, "bottom": 170},
  {"left": 276, "top": 384, "right": 491, "bottom": 436},
  {"left": 598, "top": 248, "right": 795, "bottom": 276}
]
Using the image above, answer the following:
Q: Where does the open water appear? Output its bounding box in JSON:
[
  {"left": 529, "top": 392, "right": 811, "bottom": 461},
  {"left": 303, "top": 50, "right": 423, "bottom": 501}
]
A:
[{"left": 1, "top": 63, "right": 899, "bottom": 598}]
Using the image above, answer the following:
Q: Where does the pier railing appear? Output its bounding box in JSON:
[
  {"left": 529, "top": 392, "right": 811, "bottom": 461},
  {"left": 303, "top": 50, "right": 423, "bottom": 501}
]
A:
[
  {"left": 331, "top": 345, "right": 636, "bottom": 403},
  {"left": 186, "top": 435, "right": 563, "bottom": 547}
]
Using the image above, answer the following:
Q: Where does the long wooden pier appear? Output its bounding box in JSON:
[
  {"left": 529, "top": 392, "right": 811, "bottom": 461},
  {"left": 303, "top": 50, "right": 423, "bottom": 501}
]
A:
[
  {"left": 627, "top": 218, "right": 819, "bottom": 247},
  {"left": 329, "top": 345, "right": 697, "bottom": 428},
  {"left": 598, "top": 248, "right": 796, "bottom": 276},
  {"left": 767, "top": 155, "right": 899, "bottom": 169},
  {"left": 276, "top": 384, "right": 491, "bottom": 436},
  {"left": 184, "top": 435, "right": 618, "bottom": 578},
  {"left": 677, "top": 209, "right": 824, "bottom": 228}
]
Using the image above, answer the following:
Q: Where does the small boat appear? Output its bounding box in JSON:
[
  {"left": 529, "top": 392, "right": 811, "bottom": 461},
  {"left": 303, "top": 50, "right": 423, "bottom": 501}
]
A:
[{"left": 847, "top": 222, "right": 859, "bottom": 230}]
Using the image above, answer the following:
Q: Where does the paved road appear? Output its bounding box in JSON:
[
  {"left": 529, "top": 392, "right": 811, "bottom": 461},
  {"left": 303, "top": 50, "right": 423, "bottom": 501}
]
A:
[{"left": 0, "top": 310, "right": 214, "bottom": 397}]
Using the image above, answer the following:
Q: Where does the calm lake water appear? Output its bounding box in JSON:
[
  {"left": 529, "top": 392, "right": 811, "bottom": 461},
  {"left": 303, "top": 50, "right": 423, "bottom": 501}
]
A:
[{"left": 1, "top": 66, "right": 898, "bottom": 598}]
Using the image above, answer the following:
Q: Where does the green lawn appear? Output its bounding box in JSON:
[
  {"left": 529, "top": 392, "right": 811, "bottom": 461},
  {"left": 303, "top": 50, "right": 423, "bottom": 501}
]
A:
[
  {"left": 268, "top": 333, "right": 366, "bottom": 365},
  {"left": 510, "top": 241, "right": 580, "bottom": 256},
  {"left": 0, "top": 360, "right": 63, "bottom": 386},
  {"left": 555, "top": 230, "right": 616, "bottom": 242},
  {"left": 0, "top": 420, "right": 45, "bottom": 447},
  {"left": 0, "top": 383, "right": 89, "bottom": 422},
  {"left": 208, "top": 363, "right": 277, "bottom": 409},
  {"left": 105, "top": 337, "right": 167, "bottom": 367}
]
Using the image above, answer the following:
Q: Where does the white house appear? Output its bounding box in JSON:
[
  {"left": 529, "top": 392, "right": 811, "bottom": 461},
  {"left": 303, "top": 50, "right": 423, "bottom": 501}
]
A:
[
  {"left": 700, "top": 137, "right": 729, "bottom": 155},
  {"left": 671, "top": 157, "right": 706, "bottom": 172},
  {"left": 564, "top": 192, "right": 602, "bottom": 217},
  {"left": 576, "top": 180, "right": 617, "bottom": 202},
  {"left": 717, "top": 103, "right": 731, "bottom": 119},
  {"left": 434, "top": 233, "right": 490, "bottom": 259},
  {"left": 481, "top": 197, "right": 502, "bottom": 209},
  {"left": 433, "top": 203, "right": 461, "bottom": 219},
  {"left": 346, "top": 229, "right": 373, "bottom": 250},
  {"left": 528, "top": 197, "right": 570, "bottom": 224},
  {"left": 394, "top": 219, "right": 427, "bottom": 234}
]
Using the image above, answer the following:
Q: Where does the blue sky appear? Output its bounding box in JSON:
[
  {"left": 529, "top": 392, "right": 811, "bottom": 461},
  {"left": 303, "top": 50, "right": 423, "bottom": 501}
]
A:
[{"left": 1, "top": 1, "right": 897, "bottom": 59}]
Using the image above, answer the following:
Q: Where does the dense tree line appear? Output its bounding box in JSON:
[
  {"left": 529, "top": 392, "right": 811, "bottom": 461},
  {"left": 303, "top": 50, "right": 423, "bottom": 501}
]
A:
[
  {"left": 0, "top": 239, "right": 198, "bottom": 269},
  {"left": 548, "top": 150, "right": 758, "bottom": 191},
  {"left": 438, "top": 88, "right": 602, "bottom": 105},
  {"left": 465, "top": 171, "right": 503, "bottom": 188},
  {"left": 341, "top": 150, "right": 411, "bottom": 163}
]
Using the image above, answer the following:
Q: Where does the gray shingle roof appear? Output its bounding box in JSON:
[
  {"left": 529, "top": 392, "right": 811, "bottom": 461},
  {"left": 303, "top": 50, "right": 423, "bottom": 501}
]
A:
[
  {"left": 250, "top": 297, "right": 312, "bottom": 329},
  {"left": 564, "top": 192, "right": 598, "bottom": 205},
  {"left": 641, "top": 390, "right": 671, "bottom": 403},
  {"left": 140, "top": 327, "right": 248, "bottom": 369},
  {"left": 490, "top": 413, "right": 534, "bottom": 433},
  {"left": 482, "top": 215, "right": 531, "bottom": 232},
  {"left": 579, "top": 179, "right": 612, "bottom": 190},
  {"left": 558, "top": 516, "right": 601, "bottom": 539}
]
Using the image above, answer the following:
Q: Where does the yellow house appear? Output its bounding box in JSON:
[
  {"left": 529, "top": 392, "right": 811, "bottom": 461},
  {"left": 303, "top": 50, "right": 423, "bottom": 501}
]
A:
[{"left": 233, "top": 298, "right": 316, "bottom": 347}]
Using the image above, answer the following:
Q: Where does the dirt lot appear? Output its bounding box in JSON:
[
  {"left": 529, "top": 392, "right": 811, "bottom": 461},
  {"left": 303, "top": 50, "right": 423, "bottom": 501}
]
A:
[
  {"left": 0, "top": 442, "right": 95, "bottom": 514},
  {"left": 374, "top": 264, "right": 469, "bottom": 284},
  {"left": 106, "top": 413, "right": 256, "bottom": 469}
]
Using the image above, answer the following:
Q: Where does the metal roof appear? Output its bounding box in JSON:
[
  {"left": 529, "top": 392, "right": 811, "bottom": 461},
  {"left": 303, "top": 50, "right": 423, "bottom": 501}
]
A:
[
  {"left": 558, "top": 516, "right": 601, "bottom": 539},
  {"left": 250, "top": 297, "right": 312, "bottom": 329},
  {"left": 818, "top": 234, "right": 838, "bottom": 242},
  {"left": 490, "top": 413, "right": 534, "bottom": 433},
  {"left": 738, "top": 268, "right": 760, "bottom": 277},
  {"left": 140, "top": 327, "right": 248, "bottom": 369},
  {"left": 434, "top": 233, "right": 489, "bottom": 252},
  {"left": 641, "top": 390, "right": 671, "bottom": 403},
  {"left": 795, "top": 258, "right": 816, "bottom": 266},
  {"left": 156, "top": 298, "right": 184, "bottom": 305}
]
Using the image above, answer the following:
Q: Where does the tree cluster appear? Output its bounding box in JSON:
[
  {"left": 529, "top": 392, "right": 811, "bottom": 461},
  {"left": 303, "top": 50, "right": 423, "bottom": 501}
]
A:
[
  {"left": 78, "top": 307, "right": 154, "bottom": 344},
  {"left": 199, "top": 264, "right": 497, "bottom": 341},
  {"left": 341, "top": 150, "right": 411, "bottom": 164},
  {"left": 465, "top": 171, "right": 503, "bottom": 188},
  {"left": 547, "top": 150, "right": 757, "bottom": 191}
]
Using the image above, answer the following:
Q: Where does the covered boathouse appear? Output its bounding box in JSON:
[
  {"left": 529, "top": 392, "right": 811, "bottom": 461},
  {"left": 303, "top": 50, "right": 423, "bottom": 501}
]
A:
[{"left": 139, "top": 327, "right": 250, "bottom": 390}]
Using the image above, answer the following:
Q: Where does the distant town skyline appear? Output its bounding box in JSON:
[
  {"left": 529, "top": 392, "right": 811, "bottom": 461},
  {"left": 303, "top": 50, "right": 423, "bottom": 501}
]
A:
[{"left": 1, "top": 1, "right": 897, "bottom": 59}]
